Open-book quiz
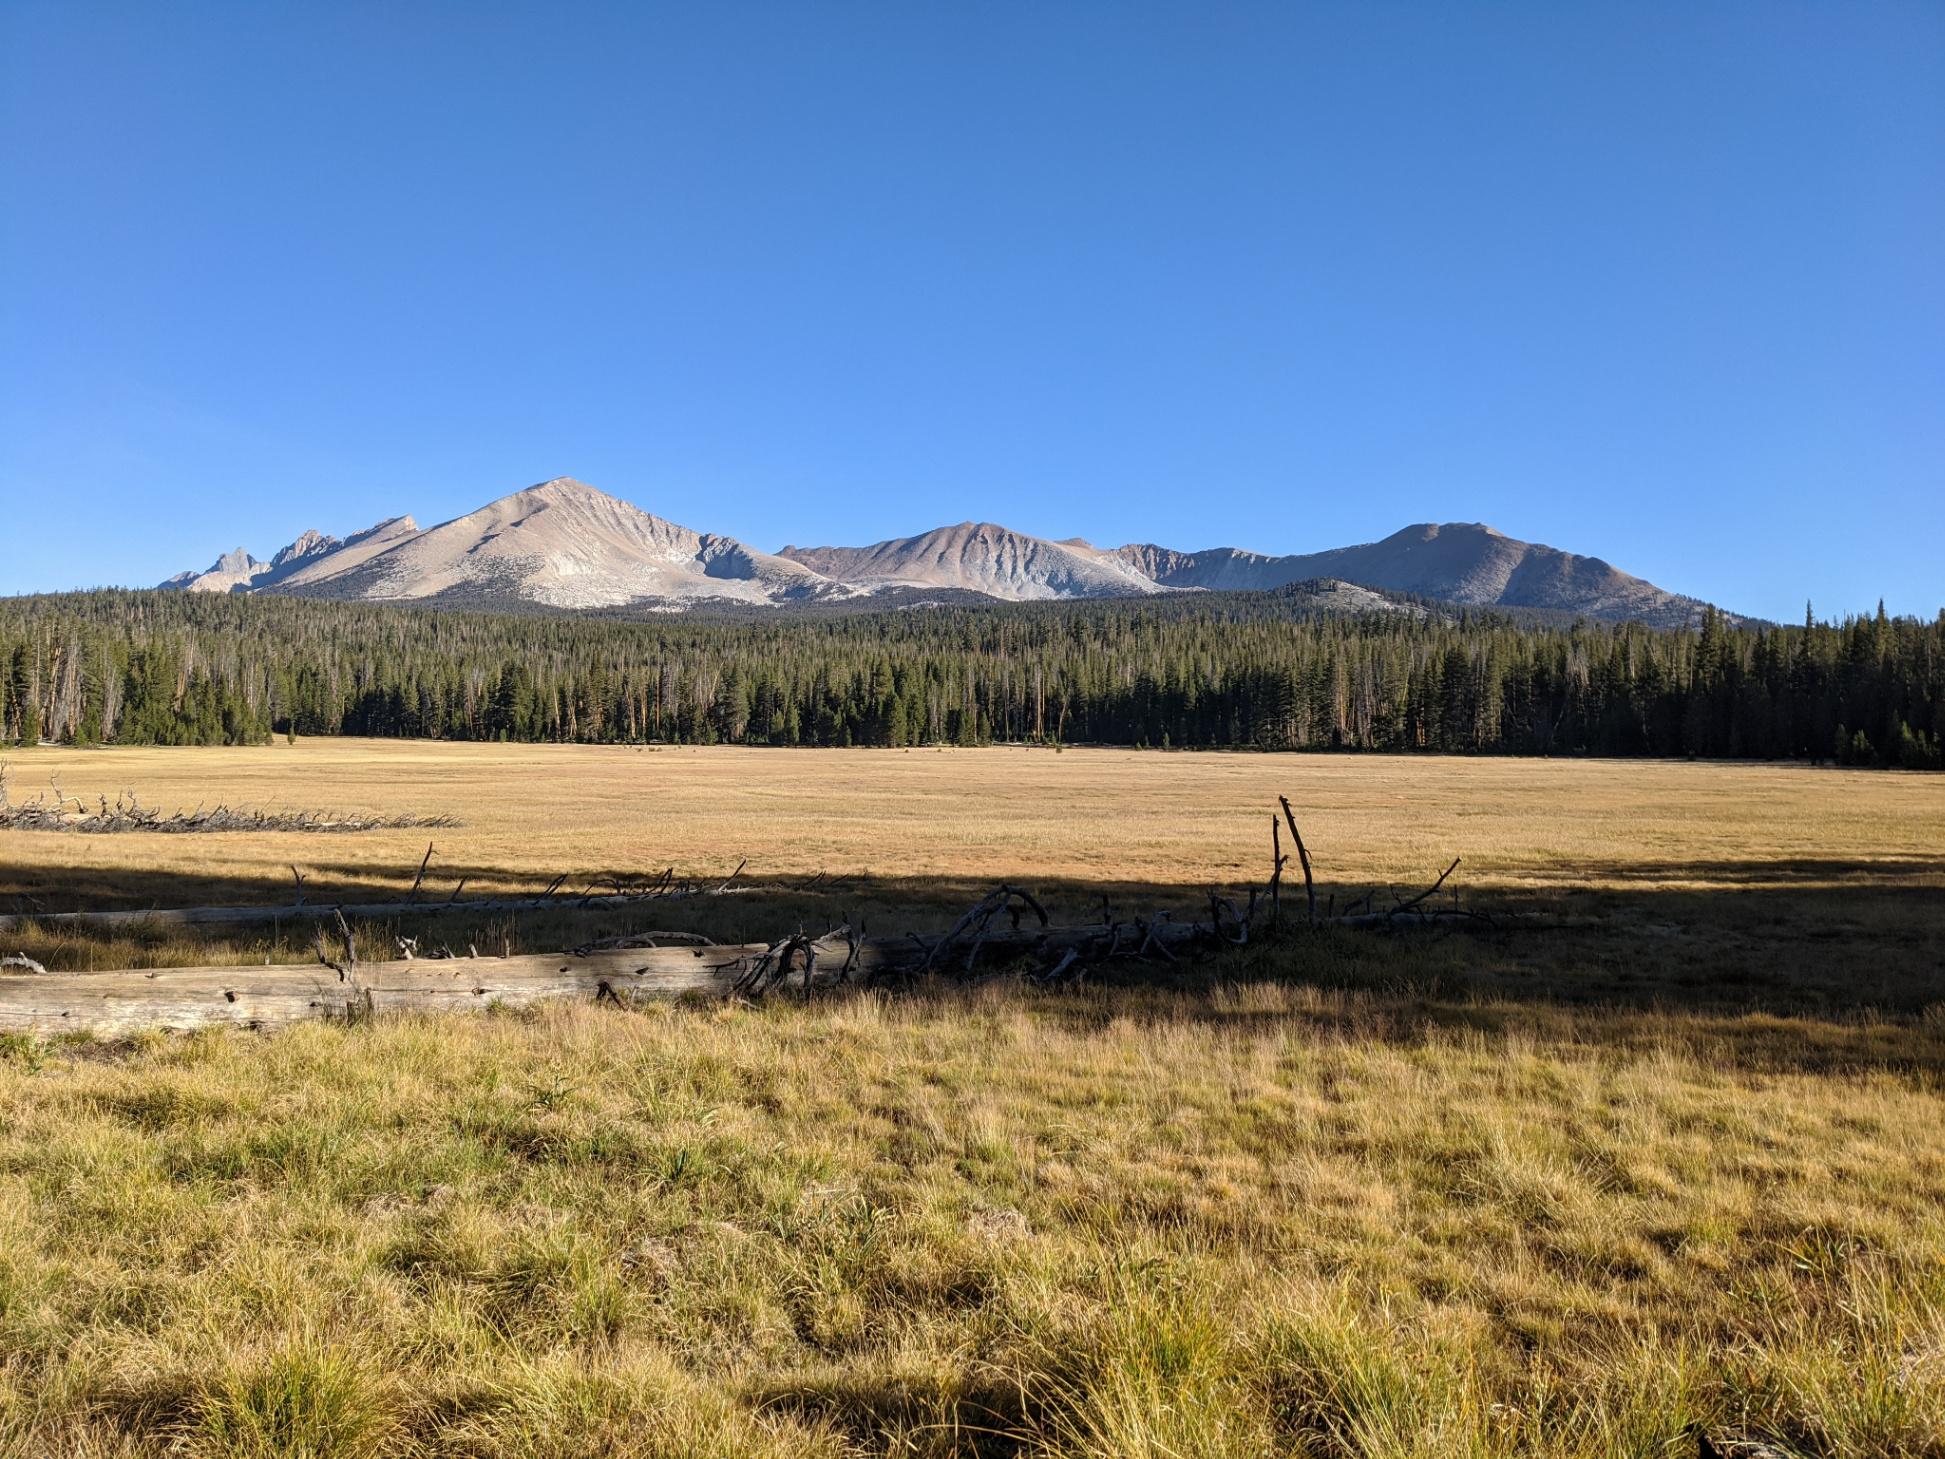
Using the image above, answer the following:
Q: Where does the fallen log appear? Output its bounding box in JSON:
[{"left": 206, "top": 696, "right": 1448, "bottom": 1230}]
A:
[
  {"left": 0, "top": 918, "right": 1211, "bottom": 1036},
  {"left": 0, "top": 788, "right": 1505, "bottom": 1035},
  {"left": 0, "top": 944, "right": 779, "bottom": 1037}
]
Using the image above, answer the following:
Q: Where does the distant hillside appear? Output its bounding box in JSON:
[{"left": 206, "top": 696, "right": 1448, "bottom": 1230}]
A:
[
  {"left": 1111, "top": 523, "right": 1720, "bottom": 629},
  {"left": 1272, "top": 577, "right": 1432, "bottom": 618}
]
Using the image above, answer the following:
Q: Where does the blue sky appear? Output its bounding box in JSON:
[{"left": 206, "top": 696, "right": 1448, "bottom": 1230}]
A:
[{"left": 2, "top": 2, "right": 1939, "bottom": 620}]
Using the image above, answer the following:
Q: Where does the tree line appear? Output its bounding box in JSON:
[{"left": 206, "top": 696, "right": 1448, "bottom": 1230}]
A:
[{"left": 0, "top": 589, "right": 1940, "bottom": 768}]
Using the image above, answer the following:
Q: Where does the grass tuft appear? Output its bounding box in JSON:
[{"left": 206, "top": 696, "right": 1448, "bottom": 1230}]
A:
[{"left": 191, "top": 1341, "right": 394, "bottom": 1459}]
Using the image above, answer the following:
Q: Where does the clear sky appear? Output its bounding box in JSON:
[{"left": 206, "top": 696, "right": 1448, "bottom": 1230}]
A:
[{"left": 2, "top": 2, "right": 1940, "bottom": 620}]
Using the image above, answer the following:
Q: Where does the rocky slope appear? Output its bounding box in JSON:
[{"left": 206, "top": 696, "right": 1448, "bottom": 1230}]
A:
[
  {"left": 269, "top": 517, "right": 422, "bottom": 591},
  {"left": 778, "top": 523, "right": 1165, "bottom": 601},
  {"left": 281, "top": 479, "right": 840, "bottom": 608}
]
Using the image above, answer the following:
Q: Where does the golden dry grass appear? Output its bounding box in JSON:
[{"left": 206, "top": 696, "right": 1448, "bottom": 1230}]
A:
[
  {"left": 5, "top": 741, "right": 1942, "bottom": 1007},
  {"left": 2, "top": 743, "right": 1943, "bottom": 1454},
  {"left": 1, "top": 992, "right": 1942, "bottom": 1457},
  {"left": 4, "top": 739, "right": 1942, "bottom": 905}
]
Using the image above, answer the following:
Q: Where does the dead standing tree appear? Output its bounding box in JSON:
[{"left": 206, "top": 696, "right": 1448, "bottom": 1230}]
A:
[
  {"left": 1277, "top": 795, "right": 1317, "bottom": 927},
  {"left": 1263, "top": 796, "right": 1489, "bottom": 935}
]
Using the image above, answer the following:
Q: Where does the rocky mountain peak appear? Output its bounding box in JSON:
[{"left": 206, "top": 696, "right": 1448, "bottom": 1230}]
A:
[{"left": 159, "top": 483, "right": 1735, "bottom": 625}]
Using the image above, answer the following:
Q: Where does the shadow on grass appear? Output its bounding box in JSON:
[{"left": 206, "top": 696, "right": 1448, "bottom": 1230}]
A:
[
  {"left": 4, "top": 854, "right": 1942, "bottom": 1077},
  {"left": 1585, "top": 855, "right": 1945, "bottom": 884},
  {"left": 755, "top": 1370, "right": 1029, "bottom": 1459}
]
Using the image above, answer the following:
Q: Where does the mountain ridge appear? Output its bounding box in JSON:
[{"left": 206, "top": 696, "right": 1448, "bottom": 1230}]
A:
[
  {"left": 1105, "top": 522, "right": 1717, "bottom": 626},
  {"left": 159, "top": 477, "right": 1735, "bottom": 627},
  {"left": 778, "top": 522, "right": 1166, "bottom": 601},
  {"left": 210, "top": 481, "right": 840, "bottom": 609}
]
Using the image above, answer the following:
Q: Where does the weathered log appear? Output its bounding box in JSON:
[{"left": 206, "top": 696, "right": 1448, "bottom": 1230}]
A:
[
  {"left": 0, "top": 945, "right": 783, "bottom": 1036},
  {"left": 572, "top": 929, "right": 719, "bottom": 954},
  {"left": 0, "top": 919, "right": 1211, "bottom": 1036}
]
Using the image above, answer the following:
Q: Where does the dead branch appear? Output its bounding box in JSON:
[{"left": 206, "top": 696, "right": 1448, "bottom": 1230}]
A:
[
  {"left": 1392, "top": 857, "right": 1461, "bottom": 917},
  {"left": 332, "top": 907, "right": 359, "bottom": 968},
  {"left": 1277, "top": 796, "right": 1317, "bottom": 927},
  {"left": 732, "top": 932, "right": 818, "bottom": 996},
  {"left": 1135, "top": 912, "right": 1179, "bottom": 962},
  {"left": 313, "top": 926, "right": 349, "bottom": 982},
  {"left": 1207, "top": 891, "right": 1249, "bottom": 945},
  {"left": 1269, "top": 815, "right": 1288, "bottom": 923},
  {"left": 921, "top": 884, "right": 1050, "bottom": 974},
  {"left": 407, "top": 844, "right": 435, "bottom": 903},
  {"left": 1039, "top": 947, "right": 1082, "bottom": 984},
  {"left": 0, "top": 774, "right": 456, "bottom": 836}
]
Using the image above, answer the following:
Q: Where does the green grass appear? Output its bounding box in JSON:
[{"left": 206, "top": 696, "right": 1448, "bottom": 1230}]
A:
[{"left": 2, "top": 982, "right": 1940, "bottom": 1457}]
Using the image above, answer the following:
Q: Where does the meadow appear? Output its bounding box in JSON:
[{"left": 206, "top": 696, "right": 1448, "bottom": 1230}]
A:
[
  {"left": 1, "top": 743, "right": 1942, "bottom": 1455},
  {"left": 5, "top": 741, "right": 1942, "bottom": 997}
]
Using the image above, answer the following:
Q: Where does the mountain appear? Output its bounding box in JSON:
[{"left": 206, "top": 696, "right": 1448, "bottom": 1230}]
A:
[
  {"left": 778, "top": 522, "right": 1166, "bottom": 601},
  {"left": 1111, "top": 544, "right": 1300, "bottom": 594},
  {"left": 1110, "top": 523, "right": 1716, "bottom": 629},
  {"left": 160, "top": 527, "right": 346, "bottom": 593},
  {"left": 160, "top": 548, "right": 267, "bottom": 594},
  {"left": 168, "top": 479, "right": 845, "bottom": 609},
  {"left": 270, "top": 517, "right": 420, "bottom": 591},
  {"left": 159, "top": 480, "right": 1733, "bottom": 624}
]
